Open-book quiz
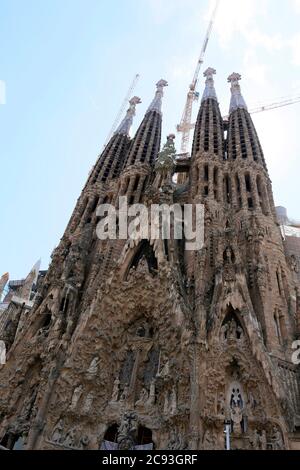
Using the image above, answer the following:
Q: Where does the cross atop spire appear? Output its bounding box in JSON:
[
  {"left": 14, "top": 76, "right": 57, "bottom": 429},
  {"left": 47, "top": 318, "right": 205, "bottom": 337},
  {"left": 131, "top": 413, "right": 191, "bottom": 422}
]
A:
[
  {"left": 147, "top": 79, "right": 168, "bottom": 114},
  {"left": 228, "top": 72, "right": 248, "bottom": 114},
  {"left": 202, "top": 67, "right": 218, "bottom": 102},
  {"left": 115, "top": 96, "right": 142, "bottom": 136}
]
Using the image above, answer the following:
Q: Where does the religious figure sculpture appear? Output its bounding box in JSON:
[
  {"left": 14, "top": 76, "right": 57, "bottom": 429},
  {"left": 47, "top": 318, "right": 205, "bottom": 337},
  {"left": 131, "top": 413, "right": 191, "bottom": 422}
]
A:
[{"left": 69, "top": 385, "right": 83, "bottom": 411}]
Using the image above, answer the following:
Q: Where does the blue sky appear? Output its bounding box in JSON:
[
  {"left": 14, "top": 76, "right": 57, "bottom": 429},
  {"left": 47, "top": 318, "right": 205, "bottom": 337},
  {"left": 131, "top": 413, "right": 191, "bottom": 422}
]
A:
[{"left": 0, "top": 0, "right": 300, "bottom": 280}]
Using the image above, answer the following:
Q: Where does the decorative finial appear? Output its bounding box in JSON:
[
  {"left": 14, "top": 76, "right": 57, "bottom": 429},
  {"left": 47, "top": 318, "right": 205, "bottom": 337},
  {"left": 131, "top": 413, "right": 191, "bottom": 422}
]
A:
[
  {"left": 228, "top": 72, "right": 248, "bottom": 114},
  {"left": 129, "top": 96, "right": 142, "bottom": 107},
  {"left": 204, "top": 67, "right": 216, "bottom": 78},
  {"left": 115, "top": 96, "right": 142, "bottom": 136},
  {"left": 167, "top": 133, "right": 176, "bottom": 142},
  {"left": 228, "top": 72, "right": 242, "bottom": 83},
  {"left": 156, "top": 79, "right": 169, "bottom": 90},
  {"left": 147, "top": 79, "right": 168, "bottom": 114},
  {"left": 202, "top": 67, "right": 218, "bottom": 102}
]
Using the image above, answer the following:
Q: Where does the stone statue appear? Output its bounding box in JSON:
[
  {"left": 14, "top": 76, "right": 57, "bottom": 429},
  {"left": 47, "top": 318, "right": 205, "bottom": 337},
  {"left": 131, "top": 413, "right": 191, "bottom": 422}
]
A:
[
  {"left": 163, "top": 391, "right": 169, "bottom": 415},
  {"left": 82, "top": 393, "right": 94, "bottom": 413},
  {"left": 228, "top": 319, "right": 237, "bottom": 340},
  {"left": 260, "top": 430, "right": 267, "bottom": 450},
  {"left": 120, "top": 385, "right": 129, "bottom": 402},
  {"left": 221, "top": 323, "right": 229, "bottom": 341},
  {"left": 167, "top": 429, "right": 185, "bottom": 450},
  {"left": 51, "top": 419, "right": 64, "bottom": 444},
  {"left": 63, "top": 246, "right": 85, "bottom": 288},
  {"left": 170, "top": 386, "right": 177, "bottom": 415},
  {"left": 136, "top": 387, "right": 148, "bottom": 406},
  {"left": 158, "top": 359, "right": 170, "bottom": 378},
  {"left": 272, "top": 426, "right": 284, "bottom": 450},
  {"left": 257, "top": 226, "right": 265, "bottom": 241},
  {"left": 111, "top": 377, "right": 120, "bottom": 402},
  {"left": 70, "top": 385, "right": 83, "bottom": 411},
  {"left": 147, "top": 379, "right": 156, "bottom": 406},
  {"left": 117, "top": 412, "right": 138, "bottom": 450},
  {"left": 135, "top": 257, "right": 149, "bottom": 275},
  {"left": 63, "top": 428, "right": 77, "bottom": 448},
  {"left": 87, "top": 357, "right": 100, "bottom": 376},
  {"left": 290, "top": 255, "right": 298, "bottom": 273},
  {"left": 224, "top": 246, "right": 234, "bottom": 264},
  {"left": 246, "top": 228, "right": 254, "bottom": 242},
  {"left": 251, "top": 429, "right": 267, "bottom": 450},
  {"left": 256, "top": 262, "right": 267, "bottom": 291},
  {"left": 79, "top": 435, "right": 90, "bottom": 449},
  {"left": 230, "top": 386, "right": 244, "bottom": 434},
  {"left": 231, "top": 405, "right": 243, "bottom": 434},
  {"left": 203, "top": 430, "right": 218, "bottom": 450},
  {"left": 217, "top": 392, "right": 225, "bottom": 416},
  {"left": 251, "top": 429, "right": 260, "bottom": 450},
  {"left": 248, "top": 391, "right": 258, "bottom": 410}
]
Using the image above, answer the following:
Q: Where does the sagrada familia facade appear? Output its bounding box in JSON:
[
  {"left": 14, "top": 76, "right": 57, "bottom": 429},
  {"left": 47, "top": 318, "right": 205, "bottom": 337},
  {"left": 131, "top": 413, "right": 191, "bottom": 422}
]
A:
[{"left": 0, "top": 68, "right": 299, "bottom": 451}]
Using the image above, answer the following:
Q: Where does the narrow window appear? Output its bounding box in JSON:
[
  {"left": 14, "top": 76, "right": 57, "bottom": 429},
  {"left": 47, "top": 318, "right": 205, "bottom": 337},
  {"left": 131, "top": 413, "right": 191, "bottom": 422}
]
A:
[
  {"left": 213, "top": 168, "right": 218, "bottom": 185},
  {"left": 224, "top": 175, "right": 231, "bottom": 204},
  {"left": 133, "top": 176, "right": 140, "bottom": 192},
  {"left": 204, "top": 165, "right": 209, "bottom": 182},
  {"left": 245, "top": 174, "right": 251, "bottom": 192},
  {"left": 274, "top": 314, "right": 282, "bottom": 344},
  {"left": 276, "top": 270, "right": 282, "bottom": 295}
]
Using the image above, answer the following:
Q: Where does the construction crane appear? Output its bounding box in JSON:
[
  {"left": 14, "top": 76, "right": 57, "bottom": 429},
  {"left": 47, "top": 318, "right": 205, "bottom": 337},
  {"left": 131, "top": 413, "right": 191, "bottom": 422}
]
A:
[
  {"left": 177, "top": 0, "right": 221, "bottom": 155},
  {"left": 223, "top": 94, "right": 300, "bottom": 121},
  {"left": 249, "top": 95, "right": 300, "bottom": 115},
  {"left": 104, "top": 73, "right": 140, "bottom": 147}
]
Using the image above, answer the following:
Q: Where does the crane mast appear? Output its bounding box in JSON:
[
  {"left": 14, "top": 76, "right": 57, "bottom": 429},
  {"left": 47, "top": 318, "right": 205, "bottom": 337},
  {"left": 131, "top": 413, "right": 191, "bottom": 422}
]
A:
[
  {"left": 177, "top": 0, "right": 221, "bottom": 155},
  {"left": 104, "top": 73, "right": 140, "bottom": 147}
]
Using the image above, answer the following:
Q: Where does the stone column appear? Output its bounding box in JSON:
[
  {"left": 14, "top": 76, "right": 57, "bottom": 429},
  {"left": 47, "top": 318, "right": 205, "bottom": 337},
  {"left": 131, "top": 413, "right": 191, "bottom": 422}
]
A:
[
  {"left": 239, "top": 172, "right": 248, "bottom": 209},
  {"left": 125, "top": 175, "right": 137, "bottom": 203},
  {"left": 250, "top": 173, "right": 260, "bottom": 212},
  {"left": 135, "top": 175, "right": 147, "bottom": 204},
  {"left": 208, "top": 165, "right": 214, "bottom": 198},
  {"left": 218, "top": 170, "right": 224, "bottom": 205}
]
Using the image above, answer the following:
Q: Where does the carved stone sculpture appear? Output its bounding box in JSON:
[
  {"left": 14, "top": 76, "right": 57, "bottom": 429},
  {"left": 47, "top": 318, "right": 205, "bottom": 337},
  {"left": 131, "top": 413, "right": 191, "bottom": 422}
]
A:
[{"left": 69, "top": 385, "right": 83, "bottom": 411}]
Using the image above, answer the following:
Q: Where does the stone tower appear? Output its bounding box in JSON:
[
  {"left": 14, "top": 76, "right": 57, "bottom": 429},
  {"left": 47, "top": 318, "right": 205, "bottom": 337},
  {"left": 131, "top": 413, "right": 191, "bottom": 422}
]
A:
[{"left": 0, "top": 70, "right": 299, "bottom": 451}]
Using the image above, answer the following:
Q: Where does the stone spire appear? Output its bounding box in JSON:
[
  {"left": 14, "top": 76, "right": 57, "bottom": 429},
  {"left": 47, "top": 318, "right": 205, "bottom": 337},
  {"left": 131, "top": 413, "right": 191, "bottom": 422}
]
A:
[
  {"left": 202, "top": 68, "right": 218, "bottom": 102},
  {"left": 19, "top": 259, "right": 41, "bottom": 302},
  {"left": 88, "top": 97, "right": 142, "bottom": 185},
  {"left": 227, "top": 73, "right": 266, "bottom": 169},
  {"left": 147, "top": 79, "right": 168, "bottom": 115},
  {"left": 192, "top": 68, "right": 224, "bottom": 159},
  {"left": 228, "top": 72, "right": 248, "bottom": 114},
  {"left": 115, "top": 96, "right": 142, "bottom": 136},
  {"left": 124, "top": 80, "right": 167, "bottom": 168}
]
